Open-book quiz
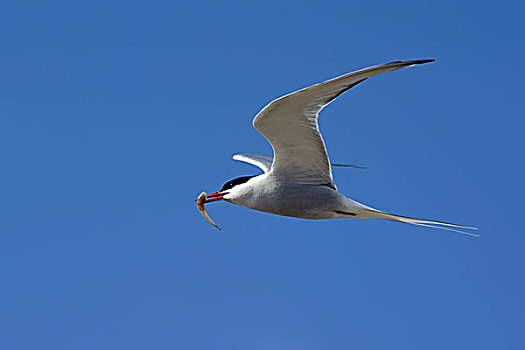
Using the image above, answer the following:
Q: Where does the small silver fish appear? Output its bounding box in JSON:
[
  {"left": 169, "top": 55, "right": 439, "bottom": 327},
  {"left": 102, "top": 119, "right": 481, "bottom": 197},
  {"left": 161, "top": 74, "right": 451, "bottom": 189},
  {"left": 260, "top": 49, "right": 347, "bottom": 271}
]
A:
[{"left": 196, "top": 192, "right": 222, "bottom": 231}]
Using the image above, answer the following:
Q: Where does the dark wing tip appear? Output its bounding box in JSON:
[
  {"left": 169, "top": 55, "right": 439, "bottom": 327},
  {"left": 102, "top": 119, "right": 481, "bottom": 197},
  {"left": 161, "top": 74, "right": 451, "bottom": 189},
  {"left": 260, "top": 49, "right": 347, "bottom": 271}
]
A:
[
  {"left": 387, "top": 58, "right": 435, "bottom": 65},
  {"left": 413, "top": 58, "right": 435, "bottom": 64},
  {"left": 331, "top": 163, "right": 367, "bottom": 169},
  {"left": 406, "top": 58, "right": 435, "bottom": 65}
]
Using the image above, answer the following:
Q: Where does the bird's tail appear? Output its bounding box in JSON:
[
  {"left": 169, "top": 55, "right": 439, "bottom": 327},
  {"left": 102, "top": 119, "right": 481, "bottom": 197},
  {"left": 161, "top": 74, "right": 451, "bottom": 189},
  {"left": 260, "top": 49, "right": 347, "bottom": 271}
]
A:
[{"left": 362, "top": 209, "right": 478, "bottom": 237}]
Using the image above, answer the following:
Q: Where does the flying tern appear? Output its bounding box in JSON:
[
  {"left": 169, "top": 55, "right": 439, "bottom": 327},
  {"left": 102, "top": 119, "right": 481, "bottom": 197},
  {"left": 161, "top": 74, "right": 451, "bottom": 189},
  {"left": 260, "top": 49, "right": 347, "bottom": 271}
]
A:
[{"left": 198, "top": 59, "right": 476, "bottom": 235}]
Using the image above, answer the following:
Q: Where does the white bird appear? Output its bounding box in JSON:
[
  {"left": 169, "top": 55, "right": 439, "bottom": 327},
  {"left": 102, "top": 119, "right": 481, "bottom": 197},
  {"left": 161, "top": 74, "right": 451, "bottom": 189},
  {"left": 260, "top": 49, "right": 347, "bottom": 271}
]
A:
[{"left": 201, "top": 59, "right": 477, "bottom": 235}]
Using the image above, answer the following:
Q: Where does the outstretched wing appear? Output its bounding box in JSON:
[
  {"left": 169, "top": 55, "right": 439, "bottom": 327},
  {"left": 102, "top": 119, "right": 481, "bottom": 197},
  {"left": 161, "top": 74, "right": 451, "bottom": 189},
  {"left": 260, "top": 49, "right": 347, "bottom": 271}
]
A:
[
  {"left": 233, "top": 154, "right": 272, "bottom": 173},
  {"left": 252, "top": 59, "right": 434, "bottom": 186}
]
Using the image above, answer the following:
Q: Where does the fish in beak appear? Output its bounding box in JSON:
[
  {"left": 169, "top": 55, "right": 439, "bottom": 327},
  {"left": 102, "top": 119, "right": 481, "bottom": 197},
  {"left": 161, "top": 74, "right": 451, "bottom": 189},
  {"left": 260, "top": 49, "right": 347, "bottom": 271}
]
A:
[
  {"left": 195, "top": 191, "right": 227, "bottom": 231},
  {"left": 202, "top": 191, "right": 227, "bottom": 203}
]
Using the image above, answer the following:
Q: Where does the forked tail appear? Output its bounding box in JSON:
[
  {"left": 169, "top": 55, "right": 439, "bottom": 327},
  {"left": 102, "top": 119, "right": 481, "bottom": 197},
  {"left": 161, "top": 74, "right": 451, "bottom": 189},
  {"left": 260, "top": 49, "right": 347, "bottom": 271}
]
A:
[{"left": 363, "top": 209, "right": 478, "bottom": 237}]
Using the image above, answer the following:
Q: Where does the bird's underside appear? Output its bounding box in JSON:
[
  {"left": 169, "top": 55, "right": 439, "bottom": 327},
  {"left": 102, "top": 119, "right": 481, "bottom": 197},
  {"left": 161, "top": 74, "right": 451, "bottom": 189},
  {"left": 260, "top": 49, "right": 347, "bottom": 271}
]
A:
[{"left": 223, "top": 172, "right": 477, "bottom": 236}]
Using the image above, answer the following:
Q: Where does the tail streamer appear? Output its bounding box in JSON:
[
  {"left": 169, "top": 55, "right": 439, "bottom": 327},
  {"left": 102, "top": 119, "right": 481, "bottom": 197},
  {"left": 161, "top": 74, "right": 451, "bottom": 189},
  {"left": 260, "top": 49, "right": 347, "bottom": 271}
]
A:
[{"left": 364, "top": 210, "right": 479, "bottom": 237}]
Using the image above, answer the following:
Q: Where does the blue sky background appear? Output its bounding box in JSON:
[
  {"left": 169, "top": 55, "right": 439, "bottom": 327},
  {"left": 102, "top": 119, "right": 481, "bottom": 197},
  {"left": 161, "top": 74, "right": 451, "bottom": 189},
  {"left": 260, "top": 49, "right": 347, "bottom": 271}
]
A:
[{"left": 1, "top": 1, "right": 524, "bottom": 349}]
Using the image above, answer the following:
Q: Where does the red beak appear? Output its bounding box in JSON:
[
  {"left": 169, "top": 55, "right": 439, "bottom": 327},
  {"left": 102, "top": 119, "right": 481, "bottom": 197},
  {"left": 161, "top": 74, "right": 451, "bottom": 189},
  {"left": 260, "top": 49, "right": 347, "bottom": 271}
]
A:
[
  {"left": 204, "top": 191, "right": 227, "bottom": 203},
  {"left": 195, "top": 191, "right": 227, "bottom": 205}
]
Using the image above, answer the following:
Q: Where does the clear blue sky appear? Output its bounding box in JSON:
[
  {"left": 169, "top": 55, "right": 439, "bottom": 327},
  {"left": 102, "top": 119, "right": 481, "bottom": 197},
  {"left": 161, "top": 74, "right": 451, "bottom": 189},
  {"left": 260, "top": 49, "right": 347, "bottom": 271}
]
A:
[{"left": 1, "top": 1, "right": 524, "bottom": 349}]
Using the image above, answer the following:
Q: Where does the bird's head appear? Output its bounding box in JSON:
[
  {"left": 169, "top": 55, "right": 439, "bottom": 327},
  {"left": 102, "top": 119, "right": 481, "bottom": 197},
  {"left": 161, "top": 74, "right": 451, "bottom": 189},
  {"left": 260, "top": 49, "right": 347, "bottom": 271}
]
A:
[{"left": 201, "top": 175, "right": 257, "bottom": 204}]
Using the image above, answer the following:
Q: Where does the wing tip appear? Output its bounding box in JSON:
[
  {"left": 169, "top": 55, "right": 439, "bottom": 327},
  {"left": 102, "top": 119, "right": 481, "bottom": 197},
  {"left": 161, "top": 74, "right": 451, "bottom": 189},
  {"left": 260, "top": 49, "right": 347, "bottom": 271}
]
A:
[
  {"left": 331, "top": 163, "right": 368, "bottom": 169},
  {"left": 387, "top": 58, "right": 435, "bottom": 66},
  {"left": 415, "top": 58, "right": 435, "bottom": 65}
]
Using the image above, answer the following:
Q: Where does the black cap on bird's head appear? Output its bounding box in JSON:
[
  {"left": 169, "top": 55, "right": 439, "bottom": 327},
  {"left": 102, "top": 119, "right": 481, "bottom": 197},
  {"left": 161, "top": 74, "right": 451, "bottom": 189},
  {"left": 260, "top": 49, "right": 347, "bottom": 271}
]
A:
[{"left": 219, "top": 175, "right": 256, "bottom": 192}]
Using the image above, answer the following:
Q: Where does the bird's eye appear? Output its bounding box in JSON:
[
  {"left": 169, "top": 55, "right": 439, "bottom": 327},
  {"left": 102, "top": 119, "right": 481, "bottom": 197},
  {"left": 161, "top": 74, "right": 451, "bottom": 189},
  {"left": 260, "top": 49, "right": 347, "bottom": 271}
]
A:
[{"left": 220, "top": 181, "right": 233, "bottom": 192}]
